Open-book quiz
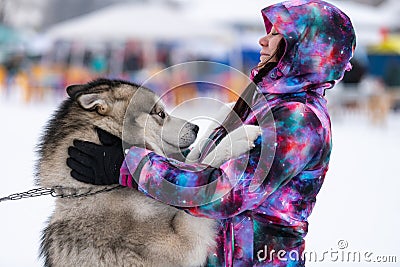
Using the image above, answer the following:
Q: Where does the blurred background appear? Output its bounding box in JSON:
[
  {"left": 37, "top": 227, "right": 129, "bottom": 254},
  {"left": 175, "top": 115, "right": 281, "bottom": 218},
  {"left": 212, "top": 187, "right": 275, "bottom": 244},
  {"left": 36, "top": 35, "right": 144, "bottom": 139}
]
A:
[
  {"left": 0, "top": 0, "right": 399, "bottom": 266},
  {"left": 0, "top": 0, "right": 399, "bottom": 108}
]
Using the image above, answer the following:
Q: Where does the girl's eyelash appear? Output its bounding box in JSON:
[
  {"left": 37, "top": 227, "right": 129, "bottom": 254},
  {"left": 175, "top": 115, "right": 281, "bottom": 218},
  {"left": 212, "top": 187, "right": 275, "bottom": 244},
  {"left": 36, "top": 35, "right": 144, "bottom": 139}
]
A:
[{"left": 272, "top": 33, "right": 279, "bottom": 35}]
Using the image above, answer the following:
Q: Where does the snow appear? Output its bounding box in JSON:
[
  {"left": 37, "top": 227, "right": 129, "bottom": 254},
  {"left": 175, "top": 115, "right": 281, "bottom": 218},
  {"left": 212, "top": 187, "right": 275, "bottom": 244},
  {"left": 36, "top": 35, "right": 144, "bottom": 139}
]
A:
[
  {"left": 0, "top": 97, "right": 58, "bottom": 267},
  {"left": 1, "top": 94, "right": 400, "bottom": 266},
  {"left": 305, "top": 113, "right": 400, "bottom": 266}
]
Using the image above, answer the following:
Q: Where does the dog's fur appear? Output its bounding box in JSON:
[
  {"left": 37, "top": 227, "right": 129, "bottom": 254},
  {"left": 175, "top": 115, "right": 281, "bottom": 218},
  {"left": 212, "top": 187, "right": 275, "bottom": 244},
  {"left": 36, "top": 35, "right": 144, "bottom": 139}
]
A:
[{"left": 36, "top": 78, "right": 260, "bottom": 267}]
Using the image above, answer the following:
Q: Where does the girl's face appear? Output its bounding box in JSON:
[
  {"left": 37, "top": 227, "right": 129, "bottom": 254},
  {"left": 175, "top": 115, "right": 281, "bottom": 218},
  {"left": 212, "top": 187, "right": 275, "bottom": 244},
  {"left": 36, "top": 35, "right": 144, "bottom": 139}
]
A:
[{"left": 258, "top": 26, "right": 284, "bottom": 68}]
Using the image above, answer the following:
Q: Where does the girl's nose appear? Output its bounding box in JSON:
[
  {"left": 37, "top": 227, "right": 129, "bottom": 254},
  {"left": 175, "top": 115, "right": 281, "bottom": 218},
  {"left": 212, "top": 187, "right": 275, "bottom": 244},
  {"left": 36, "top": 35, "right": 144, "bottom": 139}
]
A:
[{"left": 259, "top": 35, "right": 269, "bottom": 47}]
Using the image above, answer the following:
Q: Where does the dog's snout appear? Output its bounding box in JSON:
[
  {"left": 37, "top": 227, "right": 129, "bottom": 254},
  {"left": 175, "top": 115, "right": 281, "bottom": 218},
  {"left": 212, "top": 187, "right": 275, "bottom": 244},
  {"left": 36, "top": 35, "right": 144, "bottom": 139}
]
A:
[{"left": 193, "top": 125, "right": 199, "bottom": 134}]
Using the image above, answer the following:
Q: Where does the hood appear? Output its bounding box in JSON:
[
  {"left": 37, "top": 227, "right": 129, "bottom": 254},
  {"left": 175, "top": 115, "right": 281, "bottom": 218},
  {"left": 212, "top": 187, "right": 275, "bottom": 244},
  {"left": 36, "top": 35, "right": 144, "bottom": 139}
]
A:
[{"left": 251, "top": 0, "right": 356, "bottom": 94}]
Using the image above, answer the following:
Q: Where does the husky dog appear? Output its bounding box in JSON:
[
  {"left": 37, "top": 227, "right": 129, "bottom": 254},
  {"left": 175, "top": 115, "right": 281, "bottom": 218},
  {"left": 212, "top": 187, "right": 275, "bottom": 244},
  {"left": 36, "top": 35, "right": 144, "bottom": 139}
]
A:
[{"left": 36, "top": 78, "right": 260, "bottom": 267}]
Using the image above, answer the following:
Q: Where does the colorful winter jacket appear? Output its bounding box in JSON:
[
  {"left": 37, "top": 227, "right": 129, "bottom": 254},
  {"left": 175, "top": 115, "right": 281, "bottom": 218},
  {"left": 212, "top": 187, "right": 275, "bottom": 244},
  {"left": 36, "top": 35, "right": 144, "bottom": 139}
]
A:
[{"left": 119, "top": 1, "right": 356, "bottom": 266}]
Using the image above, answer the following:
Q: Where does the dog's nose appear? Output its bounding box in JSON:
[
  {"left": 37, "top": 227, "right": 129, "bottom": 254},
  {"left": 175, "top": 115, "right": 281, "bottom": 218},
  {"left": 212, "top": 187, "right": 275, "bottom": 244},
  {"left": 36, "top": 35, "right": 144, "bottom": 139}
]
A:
[{"left": 193, "top": 125, "right": 199, "bottom": 134}]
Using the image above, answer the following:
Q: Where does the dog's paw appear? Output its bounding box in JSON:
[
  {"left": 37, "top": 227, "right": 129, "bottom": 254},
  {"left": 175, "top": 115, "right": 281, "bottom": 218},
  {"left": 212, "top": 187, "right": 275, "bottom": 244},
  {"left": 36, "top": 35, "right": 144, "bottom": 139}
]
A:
[
  {"left": 228, "top": 125, "right": 261, "bottom": 157},
  {"left": 229, "top": 125, "right": 261, "bottom": 148},
  {"left": 242, "top": 125, "right": 262, "bottom": 145},
  {"left": 202, "top": 125, "right": 262, "bottom": 167}
]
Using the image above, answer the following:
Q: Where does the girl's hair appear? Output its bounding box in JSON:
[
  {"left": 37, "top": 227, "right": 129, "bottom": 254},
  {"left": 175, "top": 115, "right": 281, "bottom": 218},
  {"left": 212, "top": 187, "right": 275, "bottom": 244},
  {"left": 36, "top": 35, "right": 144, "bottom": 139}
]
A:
[{"left": 216, "top": 37, "right": 286, "bottom": 135}]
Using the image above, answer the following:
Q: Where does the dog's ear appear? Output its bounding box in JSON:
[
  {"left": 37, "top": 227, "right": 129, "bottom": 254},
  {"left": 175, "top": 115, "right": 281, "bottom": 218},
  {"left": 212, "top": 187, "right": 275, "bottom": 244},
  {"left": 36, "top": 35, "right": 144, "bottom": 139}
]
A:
[
  {"left": 67, "top": 82, "right": 112, "bottom": 115},
  {"left": 75, "top": 92, "right": 111, "bottom": 115},
  {"left": 66, "top": 84, "right": 85, "bottom": 99}
]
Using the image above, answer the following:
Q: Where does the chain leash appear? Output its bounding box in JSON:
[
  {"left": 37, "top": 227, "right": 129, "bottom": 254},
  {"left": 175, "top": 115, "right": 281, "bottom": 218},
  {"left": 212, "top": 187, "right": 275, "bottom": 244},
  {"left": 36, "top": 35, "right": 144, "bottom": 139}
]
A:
[{"left": 0, "top": 185, "right": 123, "bottom": 203}]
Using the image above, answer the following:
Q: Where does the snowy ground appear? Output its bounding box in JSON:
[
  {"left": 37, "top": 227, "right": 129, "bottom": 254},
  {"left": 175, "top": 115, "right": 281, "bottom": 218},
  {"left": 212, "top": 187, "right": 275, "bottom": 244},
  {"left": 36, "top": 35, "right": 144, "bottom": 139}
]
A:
[{"left": 0, "top": 93, "right": 399, "bottom": 266}]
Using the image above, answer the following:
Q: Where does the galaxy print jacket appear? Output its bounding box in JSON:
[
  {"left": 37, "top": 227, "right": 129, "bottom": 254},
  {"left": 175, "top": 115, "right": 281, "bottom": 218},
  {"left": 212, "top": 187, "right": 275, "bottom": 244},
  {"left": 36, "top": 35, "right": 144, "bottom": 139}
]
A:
[{"left": 119, "top": 1, "right": 356, "bottom": 266}]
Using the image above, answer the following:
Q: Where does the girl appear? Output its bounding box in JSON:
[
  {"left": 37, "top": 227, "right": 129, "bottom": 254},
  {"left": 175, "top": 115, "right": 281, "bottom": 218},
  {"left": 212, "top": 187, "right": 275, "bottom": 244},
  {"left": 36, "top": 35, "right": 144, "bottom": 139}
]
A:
[{"left": 68, "top": 1, "right": 356, "bottom": 266}]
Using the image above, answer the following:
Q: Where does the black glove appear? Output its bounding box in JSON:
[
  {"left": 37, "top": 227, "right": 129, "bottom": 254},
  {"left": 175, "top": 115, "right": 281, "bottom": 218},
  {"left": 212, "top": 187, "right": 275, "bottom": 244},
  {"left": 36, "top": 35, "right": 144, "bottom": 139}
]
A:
[{"left": 67, "top": 127, "right": 124, "bottom": 185}]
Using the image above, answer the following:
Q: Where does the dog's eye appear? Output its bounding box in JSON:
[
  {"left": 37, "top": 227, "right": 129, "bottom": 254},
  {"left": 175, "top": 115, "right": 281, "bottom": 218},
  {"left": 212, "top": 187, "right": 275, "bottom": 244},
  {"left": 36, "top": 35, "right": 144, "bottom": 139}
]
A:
[{"left": 157, "top": 111, "right": 165, "bottom": 119}]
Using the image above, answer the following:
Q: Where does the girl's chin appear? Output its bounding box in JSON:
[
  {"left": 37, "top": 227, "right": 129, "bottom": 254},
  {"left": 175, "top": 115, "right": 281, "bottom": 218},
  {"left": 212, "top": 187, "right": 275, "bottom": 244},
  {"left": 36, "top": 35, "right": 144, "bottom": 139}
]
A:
[
  {"left": 257, "top": 60, "right": 268, "bottom": 69},
  {"left": 257, "top": 57, "right": 278, "bottom": 69}
]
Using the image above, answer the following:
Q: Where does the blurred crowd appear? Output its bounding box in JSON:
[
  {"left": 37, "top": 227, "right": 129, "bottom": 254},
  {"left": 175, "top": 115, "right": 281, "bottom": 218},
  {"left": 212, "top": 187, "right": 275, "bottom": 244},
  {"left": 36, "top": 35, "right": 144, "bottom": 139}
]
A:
[
  {"left": 327, "top": 53, "right": 400, "bottom": 125},
  {"left": 1, "top": 36, "right": 400, "bottom": 127},
  {"left": 0, "top": 40, "right": 247, "bottom": 105}
]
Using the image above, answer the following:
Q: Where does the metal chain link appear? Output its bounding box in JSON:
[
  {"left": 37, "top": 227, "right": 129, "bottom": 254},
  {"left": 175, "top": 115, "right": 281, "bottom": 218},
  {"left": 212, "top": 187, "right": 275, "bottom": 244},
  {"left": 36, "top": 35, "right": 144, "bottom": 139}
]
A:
[{"left": 0, "top": 185, "right": 122, "bottom": 203}]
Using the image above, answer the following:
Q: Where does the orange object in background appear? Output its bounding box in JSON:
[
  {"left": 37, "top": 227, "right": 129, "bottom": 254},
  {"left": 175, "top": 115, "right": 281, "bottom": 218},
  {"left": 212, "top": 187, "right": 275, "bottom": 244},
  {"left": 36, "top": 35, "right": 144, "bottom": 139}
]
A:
[
  {"left": 64, "top": 66, "right": 93, "bottom": 86},
  {"left": 173, "top": 83, "right": 198, "bottom": 106},
  {"left": 0, "top": 66, "right": 6, "bottom": 94},
  {"left": 15, "top": 71, "right": 31, "bottom": 103},
  {"left": 225, "top": 72, "right": 248, "bottom": 102}
]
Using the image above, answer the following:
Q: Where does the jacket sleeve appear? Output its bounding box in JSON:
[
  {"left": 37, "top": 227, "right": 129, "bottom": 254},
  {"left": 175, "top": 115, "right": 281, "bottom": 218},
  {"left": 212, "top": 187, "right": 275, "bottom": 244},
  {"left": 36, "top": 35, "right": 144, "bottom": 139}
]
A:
[{"left": 120, "top": 102, "right": 324, "bottom": 219}]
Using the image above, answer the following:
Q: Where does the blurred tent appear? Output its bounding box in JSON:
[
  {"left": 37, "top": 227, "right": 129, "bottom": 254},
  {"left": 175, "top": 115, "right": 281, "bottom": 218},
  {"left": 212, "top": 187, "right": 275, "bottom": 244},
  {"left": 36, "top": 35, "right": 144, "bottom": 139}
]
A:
[
  {"left": 0, "top": 25, "right": 23, "bottom": 46},
  {"left": 184, "top": 0, "right": 398, "bottom": 47},
  {"left": 41, "top": 0, "right": 400, "bottom": 74},
  {"left": 181, "top": 0, "right": 397, "bottom": 70},
  {"left": 183, "top": 0, "right": 279, "bottom": 27},
  {"left": 328, "top": 0, "right": 397, "bottom": 46},
  {"left": 27, "top": 34, "right": 53, "bottom": 57},
  {"left": 0, "top": 24, "right": 50, "bottom": 61},
  {"left": 45, "top": 2, "right": 233, "bottom": 42},
  {"left": 0, "top": 25, "right": 25, "bottom": 62},
  {"left": 44, "top": 2, "right": 237, "bottom": 70}
]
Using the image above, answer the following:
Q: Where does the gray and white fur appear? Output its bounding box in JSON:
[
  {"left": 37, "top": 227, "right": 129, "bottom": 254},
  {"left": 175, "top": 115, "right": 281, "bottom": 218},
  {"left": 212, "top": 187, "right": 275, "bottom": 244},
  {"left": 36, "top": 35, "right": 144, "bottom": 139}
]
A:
[{"left": 36, "top": 78, "right": 260, "bottom": 267}]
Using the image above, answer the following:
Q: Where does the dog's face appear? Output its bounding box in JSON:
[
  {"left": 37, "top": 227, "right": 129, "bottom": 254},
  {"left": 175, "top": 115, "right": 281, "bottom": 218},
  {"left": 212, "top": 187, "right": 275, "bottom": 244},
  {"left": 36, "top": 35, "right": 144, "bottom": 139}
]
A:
[
  {"left": 37, "top": 79, "right": 198, "bottom": 188},
  {"left": 68, "top": 79, "right": 198, "bottom": 156},
  {"left": 123, "top": 91, "right": 199, "bottom": 155}
]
